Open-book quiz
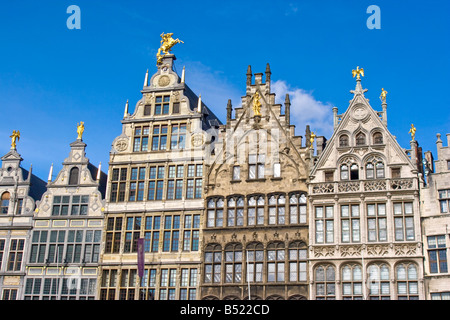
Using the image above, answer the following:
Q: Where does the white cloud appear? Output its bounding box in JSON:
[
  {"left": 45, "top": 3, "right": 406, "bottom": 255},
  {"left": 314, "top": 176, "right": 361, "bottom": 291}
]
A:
[{"left": 272, "top": 80, "right": 334, "bottom": 138}]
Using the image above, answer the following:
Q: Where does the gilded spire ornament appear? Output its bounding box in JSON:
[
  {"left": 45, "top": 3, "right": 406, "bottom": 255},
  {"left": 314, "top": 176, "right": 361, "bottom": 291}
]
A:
[
  {"left": 10, "top": 130, "right": 20, "bottom": 150},
  {"left": 156, "top": 32, "right": 184, "bottom": 65},
  {"left": 409, "top": 124, "right": 416, "bottom": 141},
  {"left": 77, "top": 121, "right": 85, "bottom": 140},
  {"left": 352, "top": 66, "right": 364, "bottom": 80},
  {"left": 252, "top": 91, "right": 262, "bottom": 117},
  {"left": 380, "top": 88, "right": 388, "bottom": 103}
]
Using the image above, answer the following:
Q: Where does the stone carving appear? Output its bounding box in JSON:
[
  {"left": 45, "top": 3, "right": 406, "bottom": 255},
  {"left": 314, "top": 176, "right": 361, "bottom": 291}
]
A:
[
  {"left": 338, "top": 181, "right": 360, "bottom": 192},
  {"left": 364, "top": 180, "right": 386, "bottom": 191},
  {"left": 312, "top": 183, "right": 334, "bottom": 194},
  {"left": 366, "top": 244, "right": 389, "bottom": 256},
  {"left": 340, "top": 245, "right": 362, "bottom": 257},
  {"left": 114, "top": 139, "right": 128, "bottom": 152},
  {"left": 391, "top": 179, "right": 413, "bottom": 190},
  {"left": 314, "top": 246, "right": 335, "bottom": 258},
  {"left": 394, "top": 244, "right": 417, "bottom": 256},
  {"left": 158, "top": 75, "right": 170, "bottom": 87}
]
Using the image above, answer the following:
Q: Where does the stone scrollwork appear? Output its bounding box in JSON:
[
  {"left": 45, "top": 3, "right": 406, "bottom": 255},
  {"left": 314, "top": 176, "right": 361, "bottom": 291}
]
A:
[
  {"left": 366, "top": 244, "right": 390, "bottom": 256},
  {"left": 340, "top": 245, "right": 362, "bottom": 257},
  {"left": 313, "top": 246, "right": 335, "bottom": 258}
]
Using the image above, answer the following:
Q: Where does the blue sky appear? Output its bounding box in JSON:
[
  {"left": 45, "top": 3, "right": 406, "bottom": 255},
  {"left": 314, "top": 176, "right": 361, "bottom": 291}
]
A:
[{"left": 1, "top": 0, "right": 449, "bottom": 179}]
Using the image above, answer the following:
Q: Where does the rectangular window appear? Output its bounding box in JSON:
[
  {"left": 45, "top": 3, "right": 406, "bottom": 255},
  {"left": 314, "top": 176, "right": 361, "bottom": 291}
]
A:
[
  {"left": 248, "top": 154, "right": 265, "bottom": 180},
  {"left": 273, "top": 163, "right": 281, "bottom": 178},
  {"left": 133, "top": 126, "right": 150, "bottom": 152},
  {"left": 7, "top": 239, "right": 25, "bottom": 271},
  {"left": 148, "top": 166, "right": 165, "bottom": 201},
  {"left": 315, "top": 206, "right": 334, "bottom": 244},
  {"left": 232, "top": 166, "right": 240, "bottom": 181},
  {"left": 152, "top": 125, "right": 168, "bottom": 150},
  {"left": 367, "top": 203, "right": 387, "bottom": 242},
  {"left": 110, "top": 168, "right": 127, "bottom": 202},
  {"left": 428, "top": 235, "right": 448, "bottom": 273},
  {"left": 154, "top": 96, "right": 170, "bottom": 115},
  {"left": 439, "top": 189, "right": 450, "bottom": 213},
  {"left": 186, "top": 164, "right": 202, "bottom": 199},
  {"left": 105, "top": 217, "right": 123, "bottom": 254},
  {"left": 393, "top": 202, "right": 415, "bottom": 241},
  {"left": 340, "top": 205, "right": 360, "bottom": 243},
  {"left": 170, "top": 124, "right": 187, "bottom": 150}
]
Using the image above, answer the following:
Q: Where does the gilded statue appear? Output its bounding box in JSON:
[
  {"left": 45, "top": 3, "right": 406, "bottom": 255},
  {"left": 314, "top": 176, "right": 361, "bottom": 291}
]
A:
[
  {"left": 77, "top": 121, "right": 85, "bottom": 140},
  {"left": 252, "top": 91, "right": 262, "bottom": 116},
  {"left": 352, "top": 66, "right": 364, "bottom": 80},
  {"left": 380, "top": 88, "right": 388, "bottom": 103},
  {"left": 408, "top": 124, "right": 416, "bottom": 141},
  {"left": 310, "top": 131, "right": 316, "bottom": 149},
  {"left": 10, "top": 130, "right": 20, "bottom": 149},
  {"left": 156, "top": 32, "right": 184, "bottom": 64}
]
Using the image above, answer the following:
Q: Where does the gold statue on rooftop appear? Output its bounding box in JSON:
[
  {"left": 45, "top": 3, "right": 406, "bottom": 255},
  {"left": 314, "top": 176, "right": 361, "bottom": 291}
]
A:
[
  {"left": 252, "top": 91, "right": 262, "bottom": 116},
  {"left": 77, "top": 121, "right": 85, "bottom": 140},
  {"left": 352, "top": 66, "right": 364, "bottom": 80},
  {"left": 310, "top": 131, "right": 316, "bottom": 149},
  {"left": 10, "top": 130, "right": 20, "bottom": 150},
  {"left": 156, "top": 32, "right": 184, "bottom": 64},
  {"left": 409, "top": 124, "right": 416, "bottom": 141},
  {"left": 380, "top": 88, "right": 388, "bottom": 103}
]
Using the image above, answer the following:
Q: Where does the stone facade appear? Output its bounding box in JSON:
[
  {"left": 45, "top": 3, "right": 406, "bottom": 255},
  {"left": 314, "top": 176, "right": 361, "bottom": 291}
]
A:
[
  {"left": 0, "top": 145, "right": 46, "bottom": 300},
  {"left": 200, "top": 65, "right": 310, "bottom": 300},
  {"left": 23, "top": 135, "right": 106, "bottom": 299},
  {"left": 308, "top": 77, "right": 425, "bottom": 299},
  {"left": 421, "top": 133, "right": 450, "bottom": 299},
  {"left": 98, "top": 54, "right": 221, "bottom": 300}
]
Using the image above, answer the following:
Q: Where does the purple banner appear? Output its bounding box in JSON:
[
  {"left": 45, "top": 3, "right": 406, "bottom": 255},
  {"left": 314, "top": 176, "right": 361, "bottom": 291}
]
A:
[{"left": 137, "top": 238, "right": 145, "bottom": 278}]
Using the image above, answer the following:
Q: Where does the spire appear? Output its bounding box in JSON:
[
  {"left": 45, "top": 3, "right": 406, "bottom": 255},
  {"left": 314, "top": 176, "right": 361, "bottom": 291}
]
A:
[
  {"left": 350, "top": 66, "right": 367, "bottom": 96},
  {"left": 181, "top": 66, "right": 185, "bottom": 83},
  {"left": 124, "top": 99, "right": 129, "bottom": 118},
  {"left": 143, "top": 69, "right": 149, "bottom": 88},
  {"left": 226, "top": 99, "right": 233, "bottom": 123},
  {"left": 284, "top": 93, "right": 291, "bottom": 126}
]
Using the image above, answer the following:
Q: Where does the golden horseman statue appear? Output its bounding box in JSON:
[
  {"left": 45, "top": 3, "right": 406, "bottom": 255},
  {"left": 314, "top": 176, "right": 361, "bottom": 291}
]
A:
[{"left": 156, "top": 32, "right": 183, "bottom": 64}]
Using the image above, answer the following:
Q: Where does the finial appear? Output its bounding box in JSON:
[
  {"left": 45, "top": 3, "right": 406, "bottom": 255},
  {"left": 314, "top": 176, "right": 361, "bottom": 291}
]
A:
[
  {"left": 285, "top": 93, "right": 290, "bottom": 105},
  {"left": 226, "top": 99, "right": 232, "bottom": 122},
  {"left": 265, "top": 63, "right": 271, "bottom": 75},
  {"left": 124, "top": 100, "right": 129, "bottom": 118},
  {"left": 197, "top": 94, "right": 202, "bottom": 113},
  {"left": 48, "top": 163, "right": 54, "bottom": 182},
  {"left": 76, "top": 122, "right": 84, "bottom": 140},
  {"left": 156, "top": 32, "right": 183, "bottom": 65},
  {"left": 246, "top": 65, "right": 252, "bottom": 86},
  {"left": 380, "top": 88, "right": 388, "bottom": 103},
  {"left": 10, "top": 130, "right": 20, "bottom": 150},
  {"left": 143, "top": 69, "right": 149, "bottom": 87},
  {"left": 96, "top": 162, "right": 102, "bottom": 181},
  {"left": 409, "top": 124, "right": 416, "bottom": 141},
  {"left": 181, "top": 66, "right": 185, "bottom": 83}
]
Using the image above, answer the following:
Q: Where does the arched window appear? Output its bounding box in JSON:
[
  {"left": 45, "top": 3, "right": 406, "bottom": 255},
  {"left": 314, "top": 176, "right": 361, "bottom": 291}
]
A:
[
  {"left": 342, "top": 264, "right": 363, "bottom": 300},
  {"left": 225, "top": 243, "right": 243, "bottom": 283},
  {"left": 350, "top": 164, "right": 359, "bottom": 180},
  {"left": 396, "top": 263, "right": 419, "bottom": 300},
  {"left": 268, "top": 194, "right": 286, "bottom": 225},
  {"left": 246, "top": 242, "right": 264, "bottom": 283},
  {"left": 69, "top": 167, "right": 79, "bottom": 185},
  {"left": 366, "top": 157, "right": 385, "bottom": 179},
  {"left": 340, "top": 164, "right": 349, "bottom": 180},
  {"left": 206, "top": 197, "right": 224, "bottom": 227},
  {"left": 339, "top": 134, "right": 349, "bottom": 147},
  {"left": 227, "top": 196, "right": 244, "bottom": 227},
  {"left": 289, "top": 193, "right": 307, "bottom": 224},
  {"left": 248, "top": 195, "right": 265, "bottom": 226},
  {"left": 315, "top": 265, "right": 336, "bottom": 300},
  {"left": 204, "top": 244, "right": 222, "bottom": 283},
  {"left": 289, "top": 241, "right": 307, "bottom": 282},
  {"left": 366, "top": 163, "right": 375, "bottom": 179},
  {"left": 355, "top": 132, "right": 366, "bottom": 146},
  {"left": 373, "top": 132, "right": 383, "bottom": 144},
  {"left": 368, "top": 264, "right": 390, "bottom": 300},
  {"left": 1, "top": 192, "right": 10, "bottom": 214},
  {"left": 267, "top": 242, "right": 285, "bottom": 282}
]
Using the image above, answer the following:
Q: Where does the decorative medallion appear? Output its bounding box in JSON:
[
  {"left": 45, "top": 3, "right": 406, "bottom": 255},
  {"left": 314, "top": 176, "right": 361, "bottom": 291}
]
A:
[
  {"left": 158, "top": 75, "right": 170, "bottom": 87},
  {"left": 191, "top": 132, "right": 205, "bottom": 147},
  {"left": 114, "top": 138, "right": 128, "bottom": 152},
  {"left": 352, "top": 105, "right": 368, "bottom": 120}
]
